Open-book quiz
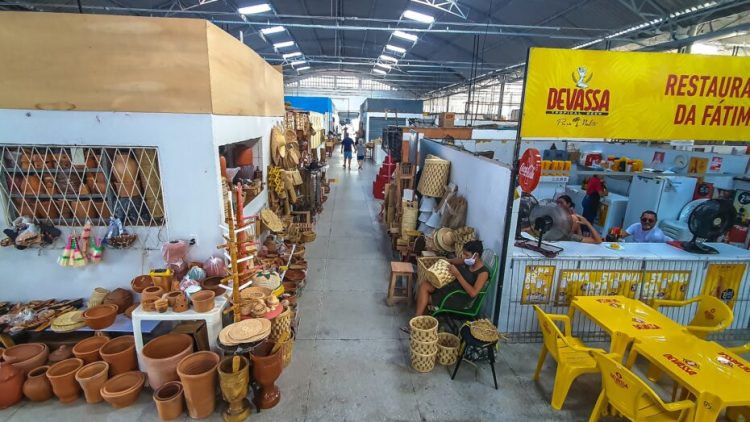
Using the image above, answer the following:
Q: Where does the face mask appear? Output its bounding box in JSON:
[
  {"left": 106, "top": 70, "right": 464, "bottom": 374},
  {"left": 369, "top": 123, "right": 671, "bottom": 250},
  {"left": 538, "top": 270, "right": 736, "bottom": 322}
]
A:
[{"left": 464, "top": 254, "right": 476, "bottom": 266}]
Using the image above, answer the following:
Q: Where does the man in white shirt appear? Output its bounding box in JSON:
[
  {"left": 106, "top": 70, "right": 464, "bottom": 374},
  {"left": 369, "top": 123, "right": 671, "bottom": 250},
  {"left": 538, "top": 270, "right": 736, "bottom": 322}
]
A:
[{"left": 623, "top": 210, "right": 671, "bottom": 243}]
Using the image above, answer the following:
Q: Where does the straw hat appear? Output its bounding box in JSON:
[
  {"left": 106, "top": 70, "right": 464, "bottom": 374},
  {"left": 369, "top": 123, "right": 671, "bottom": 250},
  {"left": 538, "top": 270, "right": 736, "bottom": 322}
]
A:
[
  {"left": 252, "top": 271, "right": 282, "bottom": 291},
  {"left": 434, "top": 227, "right": 456, "bottom": 253}
]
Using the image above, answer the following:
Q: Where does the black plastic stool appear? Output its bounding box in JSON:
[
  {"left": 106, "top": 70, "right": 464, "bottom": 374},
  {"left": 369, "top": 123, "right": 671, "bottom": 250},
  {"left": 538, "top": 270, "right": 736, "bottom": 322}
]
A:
[{"left": 450, "top": 324, "right": 498, "bottom": 389}]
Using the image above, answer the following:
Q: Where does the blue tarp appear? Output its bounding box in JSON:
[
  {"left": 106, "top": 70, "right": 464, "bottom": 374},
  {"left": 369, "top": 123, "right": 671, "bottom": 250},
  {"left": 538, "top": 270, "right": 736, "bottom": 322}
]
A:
[{"left": 284, "top": 96, "right": 334, "bottom": 114}]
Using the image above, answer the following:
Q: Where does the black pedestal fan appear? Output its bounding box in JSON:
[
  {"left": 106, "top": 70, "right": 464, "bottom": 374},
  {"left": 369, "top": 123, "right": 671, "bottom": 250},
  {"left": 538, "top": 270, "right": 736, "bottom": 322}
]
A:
[{"left": 682, "top": 199, "right": 736, "bottom": 254}]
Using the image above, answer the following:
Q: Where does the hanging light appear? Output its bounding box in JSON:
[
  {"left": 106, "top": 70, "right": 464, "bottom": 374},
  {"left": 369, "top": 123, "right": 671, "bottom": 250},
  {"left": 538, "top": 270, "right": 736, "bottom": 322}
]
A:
[
  {"left": 261, "top": 26, "right": 285, "bottom": 34},
  {"left": 238, "top": 3, "right": 271, "bottom": 14},
  {"left": 375, "top": 62, "right": 392, "bottom": 70},
  {"left": 386, "top": 44, "right": 406, "bottom": 53},
  {"left": 403, "top": 10, "right": 435, "bottom": 23},
  {"left": 393, "top": 30, "right": 418, "bottom": 42},
  {"left": 283, "top": 52, "right": 303, "bottom": 59},
  {"left": 373, "top": 68, "right": 387, "bottom": 75},
  {"left": 380, "top": 54, "right": 399, "bottom": 63},
  {"left": 297, "top": 66, "right": 311, "bottom": 71},
  {"left": 273, "top": 41, "right": 295, "bottom": 48},
  {"left": 290, "top": 60, "right": 307, "bottom": 66}
]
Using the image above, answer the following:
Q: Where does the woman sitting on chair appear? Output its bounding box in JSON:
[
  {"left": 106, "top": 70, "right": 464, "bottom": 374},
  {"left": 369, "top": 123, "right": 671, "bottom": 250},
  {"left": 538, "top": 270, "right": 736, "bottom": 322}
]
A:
[{"left": 415, "top": 240, "right": 490, "bottom": 316}]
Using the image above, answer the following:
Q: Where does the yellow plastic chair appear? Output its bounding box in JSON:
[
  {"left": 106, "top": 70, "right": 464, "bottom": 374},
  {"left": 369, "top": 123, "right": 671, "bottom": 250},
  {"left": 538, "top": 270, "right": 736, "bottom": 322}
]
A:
[
  {"left": 726, "top": 342, "right": 750, "bottom": 355},
  {"left": 652, "top": 295, "right": 733, "bottom": 339},
  {"left": 533, "top": 305, "right": 603, "bottom": 410},
  {"left": 589, "top": 351, "right": 695, "bottom": 422}
]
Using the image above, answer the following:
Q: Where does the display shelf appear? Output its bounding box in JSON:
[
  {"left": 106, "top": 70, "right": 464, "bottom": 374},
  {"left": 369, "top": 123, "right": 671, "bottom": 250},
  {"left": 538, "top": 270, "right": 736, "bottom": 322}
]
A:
[
  {"left": 8, "top": 193, "right": 106, "bottom": 199},
  {"left": 3, "top": 168, "right": 103, "bottom": 175}
]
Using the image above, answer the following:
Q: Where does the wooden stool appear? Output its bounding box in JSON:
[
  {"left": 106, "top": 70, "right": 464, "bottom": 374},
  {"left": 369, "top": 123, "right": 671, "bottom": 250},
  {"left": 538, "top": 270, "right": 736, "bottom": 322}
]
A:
[{"left": 387, "top": 261, "right": 415, "bottom": 306}]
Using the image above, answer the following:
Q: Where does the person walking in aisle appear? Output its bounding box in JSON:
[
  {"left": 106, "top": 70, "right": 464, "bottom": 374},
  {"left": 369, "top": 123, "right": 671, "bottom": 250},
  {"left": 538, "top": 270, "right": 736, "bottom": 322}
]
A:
[
  {"left": 356, "top": 138, "right": 366, "bottom": 170},
  {"left": 341, "top": 133, "right": 354, "bottom": 170}
]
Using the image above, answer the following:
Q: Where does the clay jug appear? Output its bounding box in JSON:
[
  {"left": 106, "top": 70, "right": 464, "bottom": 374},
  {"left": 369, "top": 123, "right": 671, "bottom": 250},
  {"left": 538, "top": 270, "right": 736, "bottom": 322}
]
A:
[
  {"left": 176, "top": 351, "right": 220, "bottom": 419},
  {"left": 142, "top": 334, "right": 194, "bottom": 390},
  {"left": 153, "top": 381, "right": 185, "bottom": 421},
  {"left": 74, "top": 361, "right": 109, "bottom": 404},
  {"left": 47, "top": 358, "right": 84, "bottom": 403},
  {"left": 23, "top": 365, "right": 53, "bottom": 402},
  {"left": 250, "top": 342, "right": 282, "bottom": 409},
  {"left": 0, "top": 360, "right": 24, "bottom": 409}
]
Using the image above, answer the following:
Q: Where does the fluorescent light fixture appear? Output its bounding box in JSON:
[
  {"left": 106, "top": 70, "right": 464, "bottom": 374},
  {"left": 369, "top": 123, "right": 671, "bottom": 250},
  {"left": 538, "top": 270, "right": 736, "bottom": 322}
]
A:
[
  {"left": 373, "top": 68, "right": 387, "bottom": 75},
  {"left": 375, "top": 62, "right": 392, "bottom": 70},
  {"left": 403, "top": 9, "right": 434, "bottom": 23},
  {"left": 290, "top": 60, "right": 306, "bottom": 66},
  {"left": 273, "top": 41, "right": 295, "bottom": 48},
  {"left": 261, "top": 26, "right": 285, "bottom": 34},
  {"left": 283, "top": 52, "right": 303, "bottom": 59},
  {"left": 393, "top": 30, "right": 418, "bottom": 42},
  {"left": 238, "top": 3, "right": 271, "bottom": 14},
  {"left": 380, "top": 54, "right": 398, "bottom": 63},
  {"left": 386, "top": 44, "right": 406, "bottom": 53},
  {"left": 296, "top": 66, "right": 310, "bottom": 71}
]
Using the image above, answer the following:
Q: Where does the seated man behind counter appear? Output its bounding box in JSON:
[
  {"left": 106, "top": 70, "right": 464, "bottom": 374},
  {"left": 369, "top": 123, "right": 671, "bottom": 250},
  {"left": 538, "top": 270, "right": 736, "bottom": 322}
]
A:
[{"left": 622, "top": 210, "right": 671, "bottom": 243}]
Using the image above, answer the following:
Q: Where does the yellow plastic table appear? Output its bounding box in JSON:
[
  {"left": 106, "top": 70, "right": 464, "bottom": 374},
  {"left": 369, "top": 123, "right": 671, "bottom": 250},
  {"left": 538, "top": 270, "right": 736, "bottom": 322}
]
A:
[
  {"left": 626, "top": 336, "right": 750, "bottom": 422},
  {"left": 568, "top": 295, "right": 684, "bottom": 353}
]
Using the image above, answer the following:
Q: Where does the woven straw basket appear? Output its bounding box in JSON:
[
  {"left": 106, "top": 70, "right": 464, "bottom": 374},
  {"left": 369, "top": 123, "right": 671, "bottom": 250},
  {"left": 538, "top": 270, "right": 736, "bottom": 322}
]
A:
[
  {"left": 410, "top": 338, "right": 438, "bottom": 355},
  {"left": 301, "top": 231, "right": 316, "bottom": 243},
  {"left": 411, "top": 349, "right": 437, "bottom": 373},
  {"left": 437, "top": 332, "right": 461, "bottom": 366},
  {"left": 425, "top": 259, "right": 456, "bottom": 289},
  {"left": 409, "top": 316, "right": 438, "bottom": 343},
  {"left": 401, "top": 201, "right": 419, "bottom": 241},
  {"left": 279, "top": 331, "right": 295, "bottom": 368},
  {"left": 270, "top": 307, "right": 292, "bottom": 342},
  {"left": 417, "top": 256, "right": 441, "bottom": 287},
  {"left": 417, "top": 158, "right": 451, "bottom": 198}
]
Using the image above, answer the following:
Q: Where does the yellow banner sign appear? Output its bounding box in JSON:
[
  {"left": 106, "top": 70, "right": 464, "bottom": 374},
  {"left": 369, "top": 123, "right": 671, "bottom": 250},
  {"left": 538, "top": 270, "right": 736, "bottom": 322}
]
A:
[{"left": 520, "top": 48, "right": 750, "bottom": 141}]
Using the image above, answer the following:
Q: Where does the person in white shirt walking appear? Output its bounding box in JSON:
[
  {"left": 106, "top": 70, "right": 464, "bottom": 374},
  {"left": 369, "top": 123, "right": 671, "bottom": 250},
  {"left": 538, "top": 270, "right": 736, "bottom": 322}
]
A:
[{"left": 622, "top": 210, "right": 671, "bottom": 243}]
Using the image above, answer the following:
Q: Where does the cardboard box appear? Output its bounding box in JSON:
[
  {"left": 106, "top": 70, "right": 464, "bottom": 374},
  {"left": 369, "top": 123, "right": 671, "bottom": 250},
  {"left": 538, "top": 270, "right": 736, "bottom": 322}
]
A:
[
  {"left": 172, "top": 321, "right": 209, "bottom": 351},
  {"left": 438, "top": 112, "right": 455, "bottom": 128}
]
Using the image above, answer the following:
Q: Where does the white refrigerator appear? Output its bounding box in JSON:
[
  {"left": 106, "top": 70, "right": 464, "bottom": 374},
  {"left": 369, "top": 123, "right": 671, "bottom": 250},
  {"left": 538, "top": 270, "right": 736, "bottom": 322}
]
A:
[{"left": 623, "top": 175, "right": 697, "bottom": 229}]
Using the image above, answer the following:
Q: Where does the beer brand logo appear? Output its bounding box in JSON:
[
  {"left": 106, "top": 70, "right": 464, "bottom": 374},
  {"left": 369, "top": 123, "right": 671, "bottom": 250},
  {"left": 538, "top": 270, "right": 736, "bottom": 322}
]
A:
[
  {"left": 609, "top": 371, "right": 628, "bottom": 389},
  {"left": 704, "top": 308, "right": 716, "bottom": 320},
  {"left": 663, "top": 353, "right": 699, "bottom": 375},
  {"left": 717, "top": 352, "right": 750, "bottom": 373},
  {"left": 546, "top": 66, "right": 611, "bottom": 116}
]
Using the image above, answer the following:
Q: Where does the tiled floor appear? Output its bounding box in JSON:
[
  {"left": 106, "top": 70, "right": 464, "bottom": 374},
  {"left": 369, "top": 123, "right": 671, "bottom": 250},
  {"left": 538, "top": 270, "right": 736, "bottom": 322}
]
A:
[{"left": 1, "top": 151, "right": 672, "bottom": 421}]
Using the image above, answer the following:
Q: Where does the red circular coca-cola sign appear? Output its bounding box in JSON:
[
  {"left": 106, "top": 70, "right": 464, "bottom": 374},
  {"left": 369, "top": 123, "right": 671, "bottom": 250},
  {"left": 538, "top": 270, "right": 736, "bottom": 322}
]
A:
[{"left": 518, "top": 148, "right": 542, "bottom": 193}]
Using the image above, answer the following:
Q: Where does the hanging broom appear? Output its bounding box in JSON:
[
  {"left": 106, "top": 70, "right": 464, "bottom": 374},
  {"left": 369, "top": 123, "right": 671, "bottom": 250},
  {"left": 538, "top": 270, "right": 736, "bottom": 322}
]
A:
[{"left": 58, "top": 235, "right": 73, "bottom": 267}]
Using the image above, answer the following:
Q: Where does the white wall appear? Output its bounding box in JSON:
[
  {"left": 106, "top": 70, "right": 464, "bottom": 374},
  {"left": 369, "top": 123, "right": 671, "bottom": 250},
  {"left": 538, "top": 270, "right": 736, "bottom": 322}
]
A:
[
  {"left": 417, "top": 139, "right": 512, "bottom": 316},
  {"left": 0, "top": 110, "right": 279, "bottom": 301}
]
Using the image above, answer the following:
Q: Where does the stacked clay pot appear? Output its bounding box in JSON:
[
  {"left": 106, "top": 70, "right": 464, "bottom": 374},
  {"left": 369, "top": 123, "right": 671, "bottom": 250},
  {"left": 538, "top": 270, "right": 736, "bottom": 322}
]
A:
[
  {"left": 23, "top": 365, "right": 53, "bottom": 402},
  {"left": 73, "top": 336, "right": 110, "bottom": 364},
  {"left": 100, "top": 336, "right": 137, "bottom": 376},
  {"left": 100, "top": 371, "right": 146, "bottom": 409},
  {"left": 47, "top": 358, "right": 84, "bottom": 403},
  {"left": 75, "top": 361, "right": 109, "bottom": 404},
  {"left": 142, "top": 334, "right": 194, "bottom": 390},
  {"left": 0, "top": 360, "right": 24, "bottom": 409},
  {"left": 153, "top": 381, "right": 185, "bottom": 421},
  {"left": 3, "top": 343, "right": 49, "bottom": 375},
  {"left": 177, "top": 351, "right": 220, "bottom": 419}
]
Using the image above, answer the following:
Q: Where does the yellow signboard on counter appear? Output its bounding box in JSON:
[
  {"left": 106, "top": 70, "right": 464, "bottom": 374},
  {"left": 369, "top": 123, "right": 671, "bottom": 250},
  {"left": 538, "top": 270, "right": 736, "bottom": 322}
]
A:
[
  {"left": 521, "top": 265, "right": 555, "bottom": 305},
  {"left": 520, "top": 48, "right": 750, "bottom": 141},
  {"left": 640, "top": 271, "right": 691, "bottom": 304},
  {"left": 702, "top": 263, "right": 747, "bottom": 310},
  {"left": 554, "top": 270, "right": 642, "bottom": 306}
]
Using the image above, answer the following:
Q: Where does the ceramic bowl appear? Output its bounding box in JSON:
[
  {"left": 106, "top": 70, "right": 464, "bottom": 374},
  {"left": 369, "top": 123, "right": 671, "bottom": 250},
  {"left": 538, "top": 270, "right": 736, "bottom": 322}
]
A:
[
  {"left": 82, "top": 304, "right": 118, "bottom": 330},
  {"left": 100, "top": 371, "right": 146, "bottom": 409}
]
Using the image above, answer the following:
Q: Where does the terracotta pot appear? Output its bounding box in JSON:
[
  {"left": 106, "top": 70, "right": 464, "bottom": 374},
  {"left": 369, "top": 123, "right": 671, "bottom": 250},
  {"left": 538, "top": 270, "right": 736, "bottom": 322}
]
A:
[
  {"left": 173, "top": 294, "right": 189, "bottom": 313},
  {"left": 4, "top": 343, "right": 49, "bottom": 375},
  {"left": 142, "top": 334, "right": 194, "bottom": 390},
  {"left": 142, "top": 297, "right": 158, "bottom": 312},
  {"left": 153, "top": 381, "right": 185, "bottom": 421},
  {"left": 155, "top": 298, "right": 169, "bottom": 313},
  {"left": 100, "top": 371, "right": 145, "bottom": 409},
  {"left": 199, "top": 276, "right": 224, "bottom": 295},
  {"left": 102, "top": 288, "right": 133, "bottom": 314},
  {"left": 83, "top": 304, "right": 118, "bottom": 330},
  {"left": 100, "top": 336, "right": 137, "bottom": 376},
  {"left": 47, "top": 358, "right": 84, "bottom": 403},
  {"left": 165, "top": 291, "right": 183, "bottom": 308},
  {"left": 48, "top": 345, "right": 74, "bottom": 365},
  {"left": 284, "top": 269, "right": 306, "bottom": 283},
  {"left": 191, "top": 291, "right": 215, "bottom": 313},
  {"left": 130, "top": 275, "right": 154, "bottom": 293},
  {"left": 250, "top": 342, "right": 282, "bottom": 409},
  {"left": 75, "top": 361, "right": 109, "bottom": 404},
  {"left": 20, "top": 175, "right": 42, "bottom": 195},
  {"left": 73, "top": 336, "right": 110, "bottom": 364},
  {"left": 23, "top": 365, "right": 53, "bottom": 402},
  {"left": 142, "top": 286, "right": 165, "bottom": 302},
  {"left": 177, "top": 351, "right": 220, "bottom": 419},
  {"left": 0, "top": 360, "right": 24, "bottom": 409}
]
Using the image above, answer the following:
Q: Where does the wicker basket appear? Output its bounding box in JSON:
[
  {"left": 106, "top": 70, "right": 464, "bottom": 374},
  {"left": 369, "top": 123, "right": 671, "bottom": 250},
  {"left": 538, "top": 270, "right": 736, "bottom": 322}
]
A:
[
  {"left": 425, "top": 259, "right": 456, "bottom": 289},
  {"left": 417, "top": 158, "right": 451, "bottom": 198},
  {"left": 270, "top": 307, "right": 292, "bottom": 342},
  {"left": 437, "top": 332, "right": 461, "bottom": 366},
  {"left": 410, "top": 338, "right": 438, "bottom": 355},
  {"left": 301, "top": 231, "right": 316, "bottom": 243},
  {"left": 401, "top": 200, "right": 418, "bottom": 241},
  {"left": 107, "top": 233, "right": 137, "bottom": 249},
  {"left": 417, "top": 257, "right": 441, "bottom": 287},
  {"left": 278, "top": 331, "right": 295, "bottom": 368},
  {"left": 409, "top": 316, "right": 438, "bottom": 343},
  {"left": 411, "top": 349, "right": 437, "bottom": 373}
]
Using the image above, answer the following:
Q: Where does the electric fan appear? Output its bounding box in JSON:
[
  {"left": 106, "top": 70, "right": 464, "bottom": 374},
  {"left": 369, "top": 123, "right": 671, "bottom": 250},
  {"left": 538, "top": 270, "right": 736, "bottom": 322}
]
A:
[{"left": 682, "top": 199, "right": 736, "bottom": 254}]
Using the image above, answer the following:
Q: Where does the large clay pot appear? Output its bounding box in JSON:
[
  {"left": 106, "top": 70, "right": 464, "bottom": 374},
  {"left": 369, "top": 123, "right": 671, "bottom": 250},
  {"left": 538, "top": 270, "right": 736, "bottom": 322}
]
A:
[
  {"left": 0, "top": 360, "right": 24, "bottom": 409},
  {"left": 48, "top": 345, "right": 74, "bottom": 365},
  {"left": 100, "top": 336, "right": 137, "bottom": 376},
  {"left": 142, "top": 334, "right": 194, "bottom": 390},
  {"left": 75, "top": 361, "right": 109, "bottom": 404},
  {"left": 100, "top": 371, "right": 145, "bottom": 409},
  {"left": 4, "top": 343, "right": 49, "bottom": 375},
  {"left": 23, "top": 365, "right": 53, "bottom": 402},
  {"left": 72, "top": 335, "right": 110, "bottom": 364},
  {"left": 153, "top": 381, "right": 185, "bottom": 421},
  {"left": 218, "top": 356, "right": 251, "bottom": 422},
  {"left": 177, "top": 351, "right": 220, "bottom": 419},
  {"left": 250, "top": 342, "right": 282, "bottom": 409},
  {"left": 47, "top": 358, "right": 84, "bottom": 403}
]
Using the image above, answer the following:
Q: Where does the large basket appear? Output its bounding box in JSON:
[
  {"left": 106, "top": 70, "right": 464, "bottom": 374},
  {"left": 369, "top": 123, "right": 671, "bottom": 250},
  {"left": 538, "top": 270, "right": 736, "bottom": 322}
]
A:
[
  {"left": 409, "top": 316, "right": 438, "bottom": 343},
  {"left": 410, "top": 338, "right": 438, "bottom": 355},
  {"left": 417, "top": 158, "right": 451, "bottom": 198},
  {"left": 269, "top": 307, "right": 292, "bottom": 341},
  {"left": 278, "top": 331, "right": 295, "bottom": 368},
  {"left": 437, "top": 332, "right": 461, "bottom": 366},
  {"left": 417, "top": 257, "right": 441, "bottom": 287},
  {"left": 411, "top": 349, "right": 437, "bottom": 373},
  {"left": 425, "top": 259, "right": 456, "bottom": 289}
]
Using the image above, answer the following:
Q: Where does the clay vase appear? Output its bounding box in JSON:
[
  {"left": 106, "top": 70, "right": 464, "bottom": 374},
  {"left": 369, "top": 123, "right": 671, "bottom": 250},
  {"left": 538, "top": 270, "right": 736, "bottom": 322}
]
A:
[
  {"left": 142, "top": 334, "right": 194, "bottom": 390},
  {"left": 100, "top": 371, "right": 146, "bottom": 409},
  {"left": 73, "top": 335, "right": 110, "bottom": 364},
  {"left": 219, "top": 356, "right": 251, "bottom": 422},
  {"left": 4, "top": 343, "right": 49, "bottom": 375},
  {"left": 142, "top": 286, "right": 165, "bottom": 302},
  {"left": 47, "top": 358, "right": 84, "bottom": 403},
  {"left": 172, "top": 293, "right": 189, "bottom": 313},
  {"left": 23, "top": 365, "right": 53, "bottom": 402},
  {"left": 100, "top": 336, "right": 137, "bottom": 376},
  {"left": 75, "top": 361, "right": 109, "bottom": 404},
  {"left": 176, "top": 351, "right": 220, "bottom": 419},
  {"left": 48, "top": 345, "right": 74, "bottom": 365},
  {"left": 0, "top": 360, "right": 24, "bottom": 409},
  {"left": 153, "top": 381, "right": 185, "bottom": 421},
  {"left": 250, "top": 342, "right": 282, "bottom": 409}
]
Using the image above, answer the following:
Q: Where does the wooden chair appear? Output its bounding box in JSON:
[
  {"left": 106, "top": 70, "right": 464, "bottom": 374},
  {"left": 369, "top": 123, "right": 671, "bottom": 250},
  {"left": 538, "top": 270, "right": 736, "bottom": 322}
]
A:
[{"left": 533, "top": 305, "right": 603, "bottom": 410}]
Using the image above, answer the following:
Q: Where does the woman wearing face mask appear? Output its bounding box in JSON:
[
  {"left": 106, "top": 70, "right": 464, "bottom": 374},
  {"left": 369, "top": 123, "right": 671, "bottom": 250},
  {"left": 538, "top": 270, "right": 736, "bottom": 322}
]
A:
[{"left": 414, "top": 240, "right": 489, "bottom": 317}]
